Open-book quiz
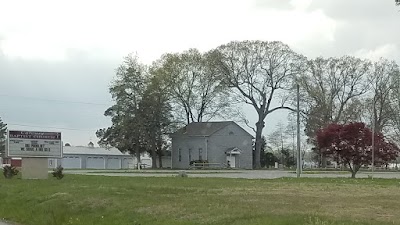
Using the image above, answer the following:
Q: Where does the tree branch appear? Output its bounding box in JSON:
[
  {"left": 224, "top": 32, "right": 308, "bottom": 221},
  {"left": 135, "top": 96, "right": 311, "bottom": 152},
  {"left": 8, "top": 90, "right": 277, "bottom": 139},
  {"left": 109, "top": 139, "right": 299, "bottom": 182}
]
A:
[{"left": 267, "top": 106, "right": 296, "bottom": 115}]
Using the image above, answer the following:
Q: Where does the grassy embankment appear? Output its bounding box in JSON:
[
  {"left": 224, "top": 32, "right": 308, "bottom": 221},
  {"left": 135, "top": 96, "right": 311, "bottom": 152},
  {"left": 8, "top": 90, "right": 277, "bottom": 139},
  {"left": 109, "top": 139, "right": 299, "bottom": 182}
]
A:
[{"left": 1, "top": 174, "right": 400, "bottom": 225}]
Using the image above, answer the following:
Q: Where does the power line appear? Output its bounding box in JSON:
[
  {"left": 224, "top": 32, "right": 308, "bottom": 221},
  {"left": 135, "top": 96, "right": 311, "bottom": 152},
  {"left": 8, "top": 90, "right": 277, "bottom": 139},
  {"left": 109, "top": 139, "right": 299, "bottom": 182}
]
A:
[
  {"left": 0, "top": 94, "right": 112, "bottom": 106},
  {"left": 7, "top": 123, "right": 100, "bottom": 132}
]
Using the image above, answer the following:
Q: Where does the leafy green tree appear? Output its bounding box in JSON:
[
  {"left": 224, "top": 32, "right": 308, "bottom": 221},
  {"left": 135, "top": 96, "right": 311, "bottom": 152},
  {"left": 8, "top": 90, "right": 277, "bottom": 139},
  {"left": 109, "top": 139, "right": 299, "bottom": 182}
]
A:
[
  {"left": 259, "top": 136, "right": 268, "bottom": 168},
  {"left": 138, "top": 73, "right": 174, "bottom": 168},
  {"left": 0, "top": 117, "right": 7, "bottom": 157},
  {"left": 154, "top": 49, "right": 233, "bottom": 124},
  {"left": 281, "top": 149, "right": 296, "bottom": 168},
  {"left": 97, "top": 54, "right": 175, "bottom": 168},
  {"left": 97, "top": 54, "right": 148, "bottom": 166}
]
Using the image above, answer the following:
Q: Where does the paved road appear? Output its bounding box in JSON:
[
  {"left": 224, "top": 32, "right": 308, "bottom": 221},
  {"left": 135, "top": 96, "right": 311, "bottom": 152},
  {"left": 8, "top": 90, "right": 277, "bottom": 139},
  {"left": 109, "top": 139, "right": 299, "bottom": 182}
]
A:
[
  {"left": 0, "top": 221, "right": 15, "bottom": 225},
  {"left": 64, "top": 169, "right": 400, "bottom": 179}
]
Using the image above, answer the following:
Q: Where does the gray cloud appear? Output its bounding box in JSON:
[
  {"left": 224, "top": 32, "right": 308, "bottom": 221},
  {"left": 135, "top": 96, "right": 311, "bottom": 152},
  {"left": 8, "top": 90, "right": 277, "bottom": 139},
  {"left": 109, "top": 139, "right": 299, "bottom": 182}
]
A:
[
  {"left": 309, "top": 0, "right": 397, "bottom": 21},
  {"left": 254, "top": 0, "right": 400, "bottom": 62},
  {"left": 253, "top": 0, "right": 295, "bottom": 10},
  {"left": 1, "top": 0, "right": 399, "bottom": 145},
  {"left": 307, "top": 0, "right": 399, "bottom": 59},
  {"left": 0, "top": 53, "right": 120, "bottom": 145}
]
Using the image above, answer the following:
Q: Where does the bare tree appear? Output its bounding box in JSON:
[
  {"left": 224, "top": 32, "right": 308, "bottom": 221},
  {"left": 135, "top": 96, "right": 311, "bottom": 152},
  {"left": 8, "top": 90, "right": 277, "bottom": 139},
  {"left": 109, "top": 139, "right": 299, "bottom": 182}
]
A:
[
  {"left": 388, "top": 61, "right": 400, "bottom": 143},
  {"left": 213, "top": 41, "right": 307, "bottom": 169},
  {"left": 365, "top": 59, "right": 400, "bottom": 133},
  {"left": 268, "top": 121, "right": 288, "bottom": 166},
  {"left": 300, "top": 56, "right": 372, "bottom": 166},
  {"left": 285, "top": 113, "right": 297, "bottom": 161}
]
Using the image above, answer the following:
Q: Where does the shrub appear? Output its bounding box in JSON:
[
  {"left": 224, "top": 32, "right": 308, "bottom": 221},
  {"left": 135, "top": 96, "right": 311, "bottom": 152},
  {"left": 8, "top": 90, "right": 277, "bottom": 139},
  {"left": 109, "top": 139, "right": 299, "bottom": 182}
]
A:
[
  {"left": 189, "top": 160, "right": 209, "bottom": 165},
  {"left": 52, "top": 166, "right": 64, "bottom": 180},
  {"left": 177, "top": 170, "right": 188, "bottom": 178},
  {"left": 2, "top": 165, "right": 19, "bottom": 179}
]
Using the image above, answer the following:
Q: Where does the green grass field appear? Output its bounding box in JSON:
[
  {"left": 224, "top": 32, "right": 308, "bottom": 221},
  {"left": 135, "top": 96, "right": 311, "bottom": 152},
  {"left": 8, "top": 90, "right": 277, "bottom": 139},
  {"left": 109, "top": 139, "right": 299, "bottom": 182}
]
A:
[{"left": 1, "top": 174, "right": 400, "bottom": 225}]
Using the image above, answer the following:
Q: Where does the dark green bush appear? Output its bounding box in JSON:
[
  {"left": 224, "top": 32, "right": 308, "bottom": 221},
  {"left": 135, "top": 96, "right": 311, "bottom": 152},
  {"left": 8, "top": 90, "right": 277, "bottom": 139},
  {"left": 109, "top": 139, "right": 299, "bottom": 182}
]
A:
[
  {"left": 189, "top": 160, "right": 209, "bottom": 165},
  {"left": 177, "top": 170, "right": 188, "bottom": 178},
  {"left": 52, "top": 166, "right": 64, "bottom": 180},
  {"left": 2, "top": 165, "right": 19, "bottom": 179}
]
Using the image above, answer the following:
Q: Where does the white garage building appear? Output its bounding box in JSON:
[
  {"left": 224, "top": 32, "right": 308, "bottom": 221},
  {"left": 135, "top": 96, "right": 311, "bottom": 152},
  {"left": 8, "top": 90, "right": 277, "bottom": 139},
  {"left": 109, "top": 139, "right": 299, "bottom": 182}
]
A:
[{"left": 48, "top": 143, "right": 151, "bottom": 169}]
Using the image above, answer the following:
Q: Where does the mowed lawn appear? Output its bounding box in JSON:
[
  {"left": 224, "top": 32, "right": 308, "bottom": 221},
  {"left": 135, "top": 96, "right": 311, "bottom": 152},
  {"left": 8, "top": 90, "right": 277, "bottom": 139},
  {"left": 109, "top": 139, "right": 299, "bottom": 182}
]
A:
[{"left": 1, "top": 175, "right": 400, "bottom": 225}]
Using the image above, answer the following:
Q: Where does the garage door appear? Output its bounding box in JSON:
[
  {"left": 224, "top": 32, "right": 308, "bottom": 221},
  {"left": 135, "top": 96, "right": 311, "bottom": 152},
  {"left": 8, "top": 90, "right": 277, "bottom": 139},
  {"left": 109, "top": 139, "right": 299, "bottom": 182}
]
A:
[
  {"left": 87, "top": 157, "right": 105, "bottom": 169},
  {"left": 107, "top": 158, "right": 121, "bottom": 169},
  {"left": 122, "top": 158, "right": 133, "bottom": 169},
  {"left": 62, "top": 157, "right": 81, "bottom": 169}
]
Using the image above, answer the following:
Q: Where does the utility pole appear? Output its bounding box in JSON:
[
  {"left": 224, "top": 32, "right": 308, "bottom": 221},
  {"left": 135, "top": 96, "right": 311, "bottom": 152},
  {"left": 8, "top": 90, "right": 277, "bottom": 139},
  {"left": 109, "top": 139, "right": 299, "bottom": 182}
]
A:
[
  {"left": 292, "top": 125, "right": 295, "bottom": 167},
  {"left": 296, "top": 83, "right": 302, "bottom": 178},
  {"left": 372, "top": 96, "right": 376, "bottom": 174}
]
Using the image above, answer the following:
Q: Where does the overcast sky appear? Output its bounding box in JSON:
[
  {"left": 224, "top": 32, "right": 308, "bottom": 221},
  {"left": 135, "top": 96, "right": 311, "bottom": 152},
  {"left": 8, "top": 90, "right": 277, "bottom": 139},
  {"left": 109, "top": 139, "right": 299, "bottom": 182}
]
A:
[{"left": 1, "top": 0, "right": 399, "bottom": 146}]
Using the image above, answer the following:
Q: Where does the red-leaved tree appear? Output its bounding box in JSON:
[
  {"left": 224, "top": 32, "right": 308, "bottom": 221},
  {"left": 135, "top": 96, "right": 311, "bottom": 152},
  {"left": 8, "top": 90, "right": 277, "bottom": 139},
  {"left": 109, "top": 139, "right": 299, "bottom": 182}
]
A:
[{"left": 316, "top": 122, "right": 400, "bottom": 178}]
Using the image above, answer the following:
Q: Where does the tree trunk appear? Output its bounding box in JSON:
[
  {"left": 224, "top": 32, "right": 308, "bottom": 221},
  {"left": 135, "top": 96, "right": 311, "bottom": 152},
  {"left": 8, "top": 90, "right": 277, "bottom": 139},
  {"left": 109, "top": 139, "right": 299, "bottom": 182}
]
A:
[
  {"left": 136, "top": 147, "right": 141, "bottom": 169},
  {"left": 158, "top": 153, "right": 163, "bottom": 168},
  {"left": 350, "top": 165, "right": 360, "bottom": 178},
  {"left": 157, "top": 139, "right": 163, "bottom": 168},
  {"left": 321, "top": 155, "right": 327, "bottom": 168},
  {"left": 254, "top": 120, "right": 265, "bottom": 169},
  {"left": 151, "top": 144, "right": 157, "bottom": 169}
]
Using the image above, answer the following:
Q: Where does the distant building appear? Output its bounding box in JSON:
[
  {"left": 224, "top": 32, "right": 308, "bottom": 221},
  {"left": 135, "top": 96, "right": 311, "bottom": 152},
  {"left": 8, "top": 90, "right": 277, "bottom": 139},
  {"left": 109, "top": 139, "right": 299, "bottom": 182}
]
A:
[
  {"left": 1, "top": 157, "right": 22, "bottom": 167},
  {"left": 170, "top": 121, "right": 253, "bottom": 169},
  {"left": 48, "top": 143, "right": 152, "bottom": 169}
]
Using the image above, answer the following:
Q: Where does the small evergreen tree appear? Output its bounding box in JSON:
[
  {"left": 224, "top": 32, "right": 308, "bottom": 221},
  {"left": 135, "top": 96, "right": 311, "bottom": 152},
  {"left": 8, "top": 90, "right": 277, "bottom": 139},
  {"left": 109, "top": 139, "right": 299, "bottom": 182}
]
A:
[
  {"left": 3, "top": 165, "right": 19, "bottom": 179},
  {"left": 264, "top": 152, "right": 278, "bottom": 168},
  {"left": 52, "top": 166, "right": 64, "bottom": 179}
]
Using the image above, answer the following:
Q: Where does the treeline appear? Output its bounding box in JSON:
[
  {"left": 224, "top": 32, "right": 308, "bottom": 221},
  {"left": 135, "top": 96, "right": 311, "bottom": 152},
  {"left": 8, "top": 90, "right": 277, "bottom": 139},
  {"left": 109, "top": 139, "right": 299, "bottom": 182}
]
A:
[{"left": 97, "top": 40, "right": 400, "bottom": 169}]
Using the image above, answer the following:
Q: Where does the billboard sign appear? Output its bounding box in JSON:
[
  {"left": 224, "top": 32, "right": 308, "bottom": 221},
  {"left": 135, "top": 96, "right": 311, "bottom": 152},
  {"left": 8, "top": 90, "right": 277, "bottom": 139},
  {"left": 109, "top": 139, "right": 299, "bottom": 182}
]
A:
[{"left": 7, "top": 130, "right": 62, "bottom": 158}]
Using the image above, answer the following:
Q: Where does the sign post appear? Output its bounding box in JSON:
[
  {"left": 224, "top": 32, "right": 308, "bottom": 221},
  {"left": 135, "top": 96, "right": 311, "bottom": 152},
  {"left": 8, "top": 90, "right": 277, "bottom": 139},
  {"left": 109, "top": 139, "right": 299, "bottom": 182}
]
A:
[{"left": 7, "top": 130, "right": 62, "bottom": 179}]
